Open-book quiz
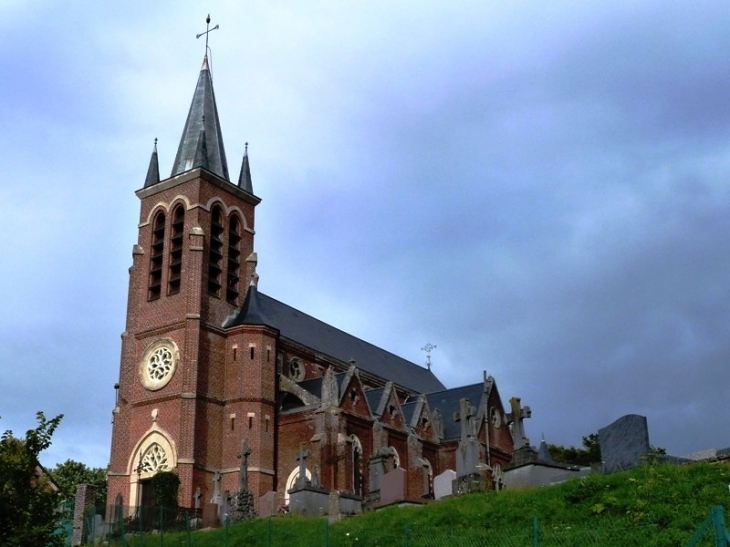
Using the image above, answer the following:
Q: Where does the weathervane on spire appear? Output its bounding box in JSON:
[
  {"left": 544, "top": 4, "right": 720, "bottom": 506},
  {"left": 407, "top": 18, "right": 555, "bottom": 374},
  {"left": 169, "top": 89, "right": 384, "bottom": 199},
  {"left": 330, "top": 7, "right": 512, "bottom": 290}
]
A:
[
  {"left": 421, "top": 342, "right": 437, "bottom": 371},
  {"left": 196, "top": 14, "right": 219, "bottom": 54}
]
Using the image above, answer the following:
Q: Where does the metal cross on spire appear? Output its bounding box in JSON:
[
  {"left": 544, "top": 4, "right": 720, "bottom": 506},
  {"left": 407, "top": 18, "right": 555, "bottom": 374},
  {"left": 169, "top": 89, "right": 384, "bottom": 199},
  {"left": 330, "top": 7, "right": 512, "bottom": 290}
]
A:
[
  {"left": 196, "top": 14, "right": 219, "bottom": 54},
  {"left": 421, "top": 342, "right": 437, "bottom": 371}
]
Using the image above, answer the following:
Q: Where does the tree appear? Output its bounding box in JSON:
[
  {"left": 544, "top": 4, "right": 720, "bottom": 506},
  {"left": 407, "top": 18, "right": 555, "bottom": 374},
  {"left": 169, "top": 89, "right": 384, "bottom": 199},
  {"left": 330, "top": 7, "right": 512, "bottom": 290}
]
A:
[
  {"left": 151, "top": 470, "right": 180, "bottom": 508},
  {"left": 0, "top": 412, "right": 65, "bottom": 547},
  {"left": 549, "top": 433, "right": 602, "bottom": 466},
  {"left": 51, "top": 459, "right": 108, "bottom": 514}
]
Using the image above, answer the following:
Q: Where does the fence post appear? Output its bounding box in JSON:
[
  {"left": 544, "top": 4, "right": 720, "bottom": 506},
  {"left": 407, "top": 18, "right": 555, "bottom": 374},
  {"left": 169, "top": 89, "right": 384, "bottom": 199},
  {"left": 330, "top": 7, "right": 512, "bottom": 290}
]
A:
[
  {"left": 225, "top": 514, "right": 231, "bottom": 547},
  {"left": 711, "top": 505, "right": 727, "bottom": 547},
  {"left": 323, "top": 518, "right": 329, "bottom": 547},
  {"left": 533, "top": 517, "right": 539, "bottom": 547},
  {"left": 404, "top": 524, "right": 410, "bottom": 547},
  {"left": 159, "top": 506, "right": 164, "bottom": 547},
  {"left": 186, "top": 509, "right": 192, "bottom": 547},
  {"left": 267, "top": 517, "right": 273, "bottom": 547}
]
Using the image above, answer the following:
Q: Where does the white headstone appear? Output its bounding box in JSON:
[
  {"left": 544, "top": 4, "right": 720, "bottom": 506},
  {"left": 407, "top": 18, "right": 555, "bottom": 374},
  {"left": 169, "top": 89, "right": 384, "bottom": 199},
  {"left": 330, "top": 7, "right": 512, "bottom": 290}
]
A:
[{"left": 434, "top": 469, "right": 457, "bottom": 500}]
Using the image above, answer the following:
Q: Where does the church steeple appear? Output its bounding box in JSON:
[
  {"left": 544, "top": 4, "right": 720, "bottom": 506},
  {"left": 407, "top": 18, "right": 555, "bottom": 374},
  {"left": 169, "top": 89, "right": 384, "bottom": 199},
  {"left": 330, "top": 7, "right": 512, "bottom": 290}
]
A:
[
  {"left": 237, "top": 142, "right": 253, "bottom": 194},
  {"left": 170, "top": 56, "right": 230, "bottom": 180},
  {"left": 143, "top": 139, "right": 160, "bottom": 188}
]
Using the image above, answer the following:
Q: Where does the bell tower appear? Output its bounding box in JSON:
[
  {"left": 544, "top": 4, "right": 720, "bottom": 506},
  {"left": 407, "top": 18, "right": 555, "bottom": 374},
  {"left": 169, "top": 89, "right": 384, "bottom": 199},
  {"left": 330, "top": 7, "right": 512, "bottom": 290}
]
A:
[{"left": 107, "top": 51, "right": 263, "bottom": 515}]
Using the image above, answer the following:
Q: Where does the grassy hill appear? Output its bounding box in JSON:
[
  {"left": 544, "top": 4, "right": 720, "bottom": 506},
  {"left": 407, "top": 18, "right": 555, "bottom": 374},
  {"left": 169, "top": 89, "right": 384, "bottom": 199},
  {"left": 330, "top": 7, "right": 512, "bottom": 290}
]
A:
[{"left": 113, "top": 461, "right": 730, "bottom": 546}]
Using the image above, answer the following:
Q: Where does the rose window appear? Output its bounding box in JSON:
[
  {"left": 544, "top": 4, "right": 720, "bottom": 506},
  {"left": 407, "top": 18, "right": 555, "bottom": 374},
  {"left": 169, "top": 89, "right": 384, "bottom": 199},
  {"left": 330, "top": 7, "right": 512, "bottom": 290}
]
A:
[
  {"left": 147, "top": 347, "right": 174, "bottom": 381},
  {"left": 139, "top": 339, "right": 179, "bottom": 391}
]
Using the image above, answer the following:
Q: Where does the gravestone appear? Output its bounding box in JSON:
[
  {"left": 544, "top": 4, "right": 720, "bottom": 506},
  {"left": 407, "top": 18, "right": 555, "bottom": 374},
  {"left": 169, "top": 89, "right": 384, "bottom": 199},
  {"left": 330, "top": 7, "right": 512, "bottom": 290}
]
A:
[
  {"left": 295, "top": 443, "right": 311, "bottom": 488},
  {"left": 211, "top": 471, "right": 222, "bottom": 504},
  {"left": 505, "top": 397, "right": 531, "bottom": 450},
  {"left": 367, "top": 453, "right": 388, "bottom": 503},
  {"left": 379, "top": 467, "right": 406, "bottom": 506},
  {"left": 288, "top": 443, "right": 330, "bottom": 516},
  {"left": 328, "top": 490, "right": 341, "bottom": 522},
  {"left": 433, "top": 469, "right": 456, "bottom": 500},
  {"left": 598, "top": 414, "right": 650, "bottom": 472},
  {"left": 258, "top": 491, "right": 277, "bottom": 518},
  {"left": 454, "top": 398, "right": 480, "bottom": 478},
  {"left": 230, "top": 438, "right": 256, "bottom": 521}
]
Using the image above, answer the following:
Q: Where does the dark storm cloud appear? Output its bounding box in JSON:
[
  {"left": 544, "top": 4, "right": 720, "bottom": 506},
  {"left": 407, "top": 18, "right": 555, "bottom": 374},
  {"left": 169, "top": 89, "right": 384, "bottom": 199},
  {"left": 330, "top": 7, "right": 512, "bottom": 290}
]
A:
[{"left": 2, "top": 1, "right": 730, "bottom": 466}]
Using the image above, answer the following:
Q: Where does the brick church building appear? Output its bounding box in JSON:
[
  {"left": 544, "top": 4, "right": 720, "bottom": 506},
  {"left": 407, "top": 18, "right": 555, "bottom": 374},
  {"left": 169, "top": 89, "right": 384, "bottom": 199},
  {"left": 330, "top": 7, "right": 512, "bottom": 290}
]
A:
[{"left": 106, "top": 53, "right": 518, "bottom": 516}]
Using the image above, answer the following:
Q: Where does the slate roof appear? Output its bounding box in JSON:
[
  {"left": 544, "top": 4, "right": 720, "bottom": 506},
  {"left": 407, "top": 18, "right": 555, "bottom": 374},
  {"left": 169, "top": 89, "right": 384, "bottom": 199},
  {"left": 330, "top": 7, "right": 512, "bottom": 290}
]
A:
[
  {"left": 171, "top": 56, "right": 230, "bottom": 181},
  {"left": 365, "top": 388, "right": 385, "bottom": 416},
  {"left": 426, "top": 383, "right": 484, "bottom": 441},
  {"left": 237, "top": 144, "right": 254, "bottom": 193},
  {"left": 297, "top": 377, "right": 323, "bottom": 400},
  {"left": 226, "top": 285, "right": 446, "bottom": 394},
  {"left": 401, "top": 401, "right": 418, "bottom": 425},
  {"left": 144, "top": 140, "right": 160, "bottom": 188}
]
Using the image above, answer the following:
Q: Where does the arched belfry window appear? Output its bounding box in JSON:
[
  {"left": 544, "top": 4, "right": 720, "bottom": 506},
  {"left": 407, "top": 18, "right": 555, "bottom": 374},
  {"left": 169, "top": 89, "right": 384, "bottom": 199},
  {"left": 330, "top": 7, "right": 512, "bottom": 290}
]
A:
[
  {"left": 208, "top": 205, "right": 224, "bottom": 297},
  {"left": 168, "top": 204, "right": 185, "bottom": 295},
  {"left": 226, "top": 214, "right": 241, "bottom": 303},
  {"left": 148, "top": 211, "right": 166, "bottom": 300}
]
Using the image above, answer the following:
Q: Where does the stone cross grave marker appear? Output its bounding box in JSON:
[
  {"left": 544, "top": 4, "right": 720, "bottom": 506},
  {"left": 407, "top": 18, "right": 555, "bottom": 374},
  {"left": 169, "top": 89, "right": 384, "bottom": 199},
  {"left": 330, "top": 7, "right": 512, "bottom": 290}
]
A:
[
  {"left": 454, "top": 398, "right": 475, "bottom": 443},
  {"left": 211, "top": 471, "right": 222, "bottom": 504},
  {"left": 506, "top": 397, "right": 531, "bottom": 450},
  {"left": 296, "top": 443, "right": 311, "bottom": 488},
  {"left": 237, "top": 438, "right": 252, "bottom": 491}
]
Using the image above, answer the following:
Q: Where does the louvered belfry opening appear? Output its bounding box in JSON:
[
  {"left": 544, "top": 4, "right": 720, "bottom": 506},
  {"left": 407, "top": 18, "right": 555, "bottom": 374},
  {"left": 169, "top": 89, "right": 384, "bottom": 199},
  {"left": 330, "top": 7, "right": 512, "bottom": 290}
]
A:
[
  {"left": 148, "top": 211, "right": 166, "bottom": 301},
  {"left": 168, "top": 205, "right": 185, "bottom": 296},
  {"left": 208, "top": 205, "right": 224, "bottom": 297}
]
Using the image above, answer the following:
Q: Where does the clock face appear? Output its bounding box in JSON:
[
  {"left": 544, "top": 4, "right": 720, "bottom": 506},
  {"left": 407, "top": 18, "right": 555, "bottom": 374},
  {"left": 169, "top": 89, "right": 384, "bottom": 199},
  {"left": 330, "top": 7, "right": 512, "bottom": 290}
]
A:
[{"left": 139, "top": 339, "right": 179, "bottom": 391}]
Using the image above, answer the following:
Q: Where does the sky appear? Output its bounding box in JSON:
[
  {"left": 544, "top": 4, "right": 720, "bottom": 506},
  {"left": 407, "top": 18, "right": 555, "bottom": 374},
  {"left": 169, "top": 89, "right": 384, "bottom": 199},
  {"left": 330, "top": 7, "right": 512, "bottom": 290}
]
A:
[{"left": 1, "top": 1, "right": 730, "bottom": 469}]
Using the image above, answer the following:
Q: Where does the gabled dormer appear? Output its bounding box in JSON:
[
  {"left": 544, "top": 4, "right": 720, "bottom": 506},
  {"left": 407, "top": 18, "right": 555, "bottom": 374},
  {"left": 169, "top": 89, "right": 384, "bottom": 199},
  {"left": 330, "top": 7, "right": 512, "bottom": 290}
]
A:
[
  {"left": 402, "top": 395, "right": 438, "bottom": 443},
  {"left": 368, "top": 382, "right": 406, "bottom": 431},
  {"left": 338, "top": 366, "right": 372, "bottom": 419}
]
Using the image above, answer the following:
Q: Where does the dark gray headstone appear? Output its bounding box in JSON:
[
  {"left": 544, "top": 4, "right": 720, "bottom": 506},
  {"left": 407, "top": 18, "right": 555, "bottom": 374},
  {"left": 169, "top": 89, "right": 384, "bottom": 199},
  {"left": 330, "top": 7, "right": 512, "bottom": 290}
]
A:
[{"left": 598, "top": 414, "right": 650, "bottom": 472}]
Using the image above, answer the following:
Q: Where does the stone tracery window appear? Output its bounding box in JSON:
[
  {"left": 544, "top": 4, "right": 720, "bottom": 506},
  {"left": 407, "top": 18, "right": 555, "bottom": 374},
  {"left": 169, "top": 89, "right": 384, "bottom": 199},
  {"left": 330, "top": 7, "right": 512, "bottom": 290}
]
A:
[
  {"left": 139, "top": 339, "right": 179, "bottom": 391},
  {"left": 140, "top": 442, "right": 169, "bottom": 473},
  {"left": 147, "top": 346, "right": 174, "bottom": 382}
]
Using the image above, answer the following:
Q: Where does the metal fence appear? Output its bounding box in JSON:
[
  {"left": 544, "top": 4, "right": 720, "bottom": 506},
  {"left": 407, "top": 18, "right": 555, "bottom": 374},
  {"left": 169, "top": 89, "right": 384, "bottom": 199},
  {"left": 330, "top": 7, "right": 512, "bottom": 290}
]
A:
[{"left": 75, "top": 505, "right": 729, "bottom": 547}]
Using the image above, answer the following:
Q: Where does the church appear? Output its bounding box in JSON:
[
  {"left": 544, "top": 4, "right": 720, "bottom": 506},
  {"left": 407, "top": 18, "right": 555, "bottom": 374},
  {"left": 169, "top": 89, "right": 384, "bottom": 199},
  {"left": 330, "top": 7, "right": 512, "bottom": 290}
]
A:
[{"left": 106, "top": 49, "right": 522, "bottom": 519}]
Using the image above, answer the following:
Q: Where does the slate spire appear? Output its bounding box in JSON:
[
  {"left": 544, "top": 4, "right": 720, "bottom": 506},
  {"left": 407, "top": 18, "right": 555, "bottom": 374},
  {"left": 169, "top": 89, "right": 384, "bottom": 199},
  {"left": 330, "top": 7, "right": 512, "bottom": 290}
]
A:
[
  {"left": 537, "top": 435, "right": 553, "bottom": 463},
  {"left": 171, "top": 56, "right": 230, "bottom": 180},
  {"left": 144, "top": 138, "right": 160, "bottom": 188},
  {"left": 226, "top": 281, "right": 270, "bottom": 327},
  {"left": 192, "top": 127, "right": 209, "bottom": 171},
  {"left": 237, "top": 142, "right": 254, "bottom": 194}
]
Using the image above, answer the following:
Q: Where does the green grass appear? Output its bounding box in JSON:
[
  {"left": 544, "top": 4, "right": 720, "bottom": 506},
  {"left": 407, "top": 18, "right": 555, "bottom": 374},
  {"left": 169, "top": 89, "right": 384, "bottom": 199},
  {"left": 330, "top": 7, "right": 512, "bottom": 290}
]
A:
[{"left": 106, "top": 461, "right": 730, "bottom": 547}]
